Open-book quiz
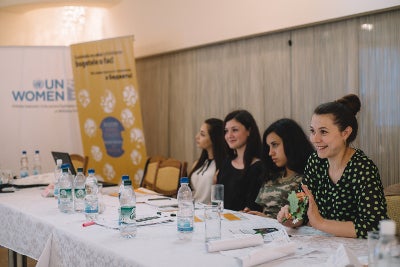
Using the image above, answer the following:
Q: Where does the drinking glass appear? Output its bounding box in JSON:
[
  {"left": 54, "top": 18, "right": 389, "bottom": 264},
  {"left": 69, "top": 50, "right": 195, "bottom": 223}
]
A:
[
  {"left": 211, "top": 184, "right": 224, "bottom": 212},
  {"left": 204, "top": 204, "right": 221, "bottom": 242},
  {"left": 97, "top": 183, "right": 106, "bottom": 214},
  {"left": 368, "top": 230, "right": 380, "bottom": 266}
]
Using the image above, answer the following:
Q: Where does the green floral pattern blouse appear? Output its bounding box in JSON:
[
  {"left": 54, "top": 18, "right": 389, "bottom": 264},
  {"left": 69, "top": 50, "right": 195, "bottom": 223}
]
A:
[{"left": 303, "top": 149, "right": 388, "bottom": 238}]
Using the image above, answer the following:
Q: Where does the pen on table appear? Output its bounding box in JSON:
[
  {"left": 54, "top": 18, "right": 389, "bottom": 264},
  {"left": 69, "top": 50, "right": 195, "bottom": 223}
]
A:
[
  {"left": 147, "top": 197, "right": 171, "bottom": 201},
  {"left": 157, "top": 211, "right": 176, "bottom": 217},
  {"left": 82, "top": 221, "right": 96, "bottom": 227}
]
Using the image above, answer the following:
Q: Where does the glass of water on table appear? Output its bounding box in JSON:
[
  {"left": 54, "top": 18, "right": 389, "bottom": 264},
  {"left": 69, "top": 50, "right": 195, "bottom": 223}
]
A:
[{"left": 211, "top": 184, "right": 224, "bottom": 212}]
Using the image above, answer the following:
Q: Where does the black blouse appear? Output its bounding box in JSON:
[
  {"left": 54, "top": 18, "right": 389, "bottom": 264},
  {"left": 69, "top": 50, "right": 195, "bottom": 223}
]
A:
[{"left": 217, "top": 159, "right": 264, "bottom": 211}]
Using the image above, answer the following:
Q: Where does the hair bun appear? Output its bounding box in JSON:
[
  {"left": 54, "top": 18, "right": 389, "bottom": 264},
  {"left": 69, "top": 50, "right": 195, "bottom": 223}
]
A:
[{"left": 336, "top": 94, "right": 361, "bottom": 116}]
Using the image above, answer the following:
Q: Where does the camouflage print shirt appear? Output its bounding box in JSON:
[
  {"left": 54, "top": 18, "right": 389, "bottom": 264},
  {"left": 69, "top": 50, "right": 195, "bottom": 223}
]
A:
[{"left": 255, "top": 172, "right": 303, "bottom": 218}]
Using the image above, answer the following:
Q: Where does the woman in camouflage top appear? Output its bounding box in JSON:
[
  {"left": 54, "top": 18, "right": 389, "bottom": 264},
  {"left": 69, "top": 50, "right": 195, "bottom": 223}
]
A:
[{"left": 244, "top": 118, "right": 314, "bottom": 218}]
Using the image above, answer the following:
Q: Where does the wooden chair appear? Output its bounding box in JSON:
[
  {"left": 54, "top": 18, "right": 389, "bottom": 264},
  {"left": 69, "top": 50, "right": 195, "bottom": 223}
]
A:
[
  {"left": 386, "top": 195, "right": 400, "bottom": 236},
  {"left": 154, "top": 158, "right": 186, "bottom": 197},
  {"left": 70, "top": 154, "right": 89, "bottom": 175},
  {"left": 140, "top": 155, "right": 166, "bottom": 190}
]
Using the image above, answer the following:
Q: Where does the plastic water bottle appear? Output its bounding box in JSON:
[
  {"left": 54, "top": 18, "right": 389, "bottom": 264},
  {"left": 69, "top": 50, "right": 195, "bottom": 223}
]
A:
[
  {"left": 177, "top": 177, "right": 194, "bottom": 240},
  {"left": 53, "top": 159, "right": 62, "bottom": 199},
  {"left": 119, "top": 180, "right": 137, "bottom": 238},
  {"left": 32, "top": 150, "right": 42, "bottom": 175},
  {"left": 73, "top": 167, "right": 86, "bottom": 212},
  {"left": 58, "top": 167, "right": 73, "bottom": 213},
  {"left": 118, "top": 175, "right": 130, "bottom": 225},
  {"left": 118, "top": 175, "right": 130, "bottom": 199},
  {"left": 373, "top": 219, "right": 399, "bottom": 267},
  {"left": 84, "top": 169, "right": 99, "bottom": 221},
  {"left": 20, "top": 150, "right": 29, "bottom": 178}
]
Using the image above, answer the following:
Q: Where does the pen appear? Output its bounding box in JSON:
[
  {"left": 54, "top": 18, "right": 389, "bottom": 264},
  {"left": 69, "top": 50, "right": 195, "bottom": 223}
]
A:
[
  {"left": 157, "top": 211, "right": 176, "bottom": 217},
  {"left": 147, "top": 197, "right": 171, "bottom": 201},
  {"left": 82, "top": 221, "right": 96, "bottom": 227}
]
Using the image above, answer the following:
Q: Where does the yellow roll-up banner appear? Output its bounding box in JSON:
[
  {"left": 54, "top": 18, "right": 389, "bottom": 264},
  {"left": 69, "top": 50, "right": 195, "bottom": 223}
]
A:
[{"left": 70, "top": 36, "right": 146, "bottom": 187}]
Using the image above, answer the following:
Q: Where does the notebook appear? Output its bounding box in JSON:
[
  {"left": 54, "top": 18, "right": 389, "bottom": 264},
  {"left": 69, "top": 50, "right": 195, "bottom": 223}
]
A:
[
  {"left": 51, "top": 151, "right": 76, "bottom": 175},
  {"left": 50, "top": 151, "right": 117, "bottom": 187}
]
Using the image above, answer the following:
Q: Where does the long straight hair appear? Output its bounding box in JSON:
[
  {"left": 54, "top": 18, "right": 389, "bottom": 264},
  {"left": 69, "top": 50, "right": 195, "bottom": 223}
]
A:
[
  {"left": 189, "top": 118, "right": 226, "bottom": 178},
  {"left": 262, "top": 118, "right": 314, "bottom": 181},
  {"left": 224, "top": 110, "right": 262, "bottom": 174}
]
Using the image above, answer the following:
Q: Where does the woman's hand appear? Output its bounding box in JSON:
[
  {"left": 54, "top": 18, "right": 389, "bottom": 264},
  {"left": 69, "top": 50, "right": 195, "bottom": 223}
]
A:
[
  {"left": 277, "top": 205, "right": 302, "bottom": 227},
  {"left": 301, "top": 184, "right": 324, "bottom": 229}
]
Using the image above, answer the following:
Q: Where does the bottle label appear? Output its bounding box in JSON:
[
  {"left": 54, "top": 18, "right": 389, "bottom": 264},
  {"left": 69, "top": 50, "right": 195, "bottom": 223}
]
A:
[
  {"left": 177, "top": 218, "right": 193, "bottom": 232},
  {"left": 120, "top": 206, "right": 136, "bottom": 222},
  {"left": 85, "top": 197, "right": 98, "bottom": 213},
  {"left": 74, "top": 189, "right": 86, "bottom": 199},
  {"left": 59, "top": 188, "right": 72, "bottom": 200}
]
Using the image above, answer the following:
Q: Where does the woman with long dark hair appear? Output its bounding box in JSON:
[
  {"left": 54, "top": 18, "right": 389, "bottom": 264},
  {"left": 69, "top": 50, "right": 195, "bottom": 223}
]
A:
[
  {"left": 216, "top": 110, "right": 263, "bottom": 211},
  {"left": 189, "top": 118, "right": 226, "bottom": 204},
  {"left": 244, "top": 118, "right": 314, "bottom": 218}
]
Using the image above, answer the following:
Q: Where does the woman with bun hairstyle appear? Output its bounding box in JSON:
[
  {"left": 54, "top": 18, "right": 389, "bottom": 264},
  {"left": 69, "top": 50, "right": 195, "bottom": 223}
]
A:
[{"left": 277, "top": 94, "right": 388, "bottom": 238}]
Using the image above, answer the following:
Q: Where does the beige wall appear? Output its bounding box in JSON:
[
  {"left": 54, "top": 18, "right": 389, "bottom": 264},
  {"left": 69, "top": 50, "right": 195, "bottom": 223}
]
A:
[{"left": 136, "top": 9, "right": 400, "bottom": 188}]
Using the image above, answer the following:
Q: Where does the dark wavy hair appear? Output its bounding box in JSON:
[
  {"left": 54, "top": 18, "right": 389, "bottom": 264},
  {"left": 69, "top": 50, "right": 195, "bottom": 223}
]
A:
[
  {"left": 263, "top": 118, "right": 314, "bottom": 181},
  {"left": 224, "top": 110, "right": 262, "bottom": 173},
  {"left": 189, "top": 118, "right": 226, "bottom": 178},
  {"left": 314, "top": 94, "right": 361, "bottom": 145}
]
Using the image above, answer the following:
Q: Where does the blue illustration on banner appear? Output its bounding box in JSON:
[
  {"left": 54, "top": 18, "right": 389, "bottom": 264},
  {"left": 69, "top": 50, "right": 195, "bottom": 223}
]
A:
[
  {"left": 100, "top": 116, "right": 125, "bottom": 157},
  {"left": 11, "top": 79, "right": 75, "bottom": 102}
]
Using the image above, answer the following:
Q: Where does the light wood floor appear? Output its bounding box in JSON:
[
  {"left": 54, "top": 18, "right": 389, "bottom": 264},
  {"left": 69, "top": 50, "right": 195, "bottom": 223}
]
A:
[{"left": 0, "top": 246, "right": 36, "bottom": 267}]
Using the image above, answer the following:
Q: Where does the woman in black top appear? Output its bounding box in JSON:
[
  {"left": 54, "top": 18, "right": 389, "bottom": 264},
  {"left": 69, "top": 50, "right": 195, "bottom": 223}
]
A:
[{"left": 216, "top": 110, "right": 264, "bottom": 211}]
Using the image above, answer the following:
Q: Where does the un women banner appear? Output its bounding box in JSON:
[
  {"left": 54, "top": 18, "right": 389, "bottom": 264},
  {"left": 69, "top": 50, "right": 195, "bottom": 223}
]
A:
[
  {"left": 70, "top": 36, "right": 147, "bottom": 186},
  {"left": 0, "top": 46, "right": 82, "bottom": 175}
]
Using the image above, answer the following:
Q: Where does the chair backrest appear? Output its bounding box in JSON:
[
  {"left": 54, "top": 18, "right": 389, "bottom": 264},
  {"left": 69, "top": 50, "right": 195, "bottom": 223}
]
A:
[
  {"left": 140, "top": 155, "right": 166, "bottom": 190},
  {"left": 154, "top": 158, "right": 183, "bottom": 197},
  {"left": 70, "top": 154, "right": 89, "bottom": 175},
  {"left": 385, "top": 195, "right": 400, "bottom": 236}
]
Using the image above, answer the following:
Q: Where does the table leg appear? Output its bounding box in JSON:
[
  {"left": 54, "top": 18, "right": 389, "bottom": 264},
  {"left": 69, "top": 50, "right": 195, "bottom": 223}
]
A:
[
  {"left": 17, "top": 253, "right": 27, "bottom": 267},
  {"left": 8, "top": 250, "right": 27, "bottom": 267},
  {"left": 8, "top": 249, "right": 16, "bottom": 267}
]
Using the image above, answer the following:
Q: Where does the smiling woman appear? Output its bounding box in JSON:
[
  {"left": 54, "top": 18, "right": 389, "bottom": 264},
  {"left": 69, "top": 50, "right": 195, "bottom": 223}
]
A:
[
  {"left": 277, "top": 94, "right": 388, "bottom": 239},
  {"left": 216, "top": 109, "right": 264, "bottom": 212}
]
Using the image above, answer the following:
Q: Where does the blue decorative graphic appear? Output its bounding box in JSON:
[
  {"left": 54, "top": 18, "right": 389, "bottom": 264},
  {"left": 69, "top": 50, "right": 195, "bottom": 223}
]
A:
[
  {"left": 100, "top": 117, "right": 125, "bottom": 157},
  {"left": 33, "top": 80, "right": 44, "bottom": 89}
]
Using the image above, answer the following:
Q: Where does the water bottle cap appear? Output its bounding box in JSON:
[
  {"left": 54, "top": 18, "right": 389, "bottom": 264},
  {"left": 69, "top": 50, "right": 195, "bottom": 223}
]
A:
[
  {"left": 122, "top": 175, "right": 129, "bottom": 181},
  {"left": 379, "top": 219, "right": 396, "bottom": 235},
  {"left": 123, "top": 180, "right": 132, "bottom": 186},
  {"left": 61, "top": 163, "right": 70, "bottom": 169},
  {"left": 62, "top": 168, "right": 69, "bottom": 173},
  {"left": 180, "top": 177, "right": 189, "bottom": 184},
  {"left": 88, "top": 168, "right": 95, "bottom": 174},
  {"left": 56, "top": 159, "right": 62, "bottom": 165},
  {"left": 77, "top": 167, "right": 83, "bottom": 173}
]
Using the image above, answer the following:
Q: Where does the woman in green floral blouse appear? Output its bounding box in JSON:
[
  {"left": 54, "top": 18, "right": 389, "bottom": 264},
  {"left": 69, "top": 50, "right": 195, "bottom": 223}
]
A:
[{"left": 277, "top": 94, "right": 388, "bottom": 238}]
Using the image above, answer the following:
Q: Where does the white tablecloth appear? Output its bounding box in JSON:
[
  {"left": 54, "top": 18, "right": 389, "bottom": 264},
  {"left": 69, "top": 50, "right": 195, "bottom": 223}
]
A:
[{"left": 0, "top": 187, "right": 368, "bottom": 267}]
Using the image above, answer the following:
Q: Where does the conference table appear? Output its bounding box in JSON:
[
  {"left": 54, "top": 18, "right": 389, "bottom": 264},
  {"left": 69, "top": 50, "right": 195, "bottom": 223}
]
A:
[{"left": 0, "top": 185, "right": 369, "bottom": 267}]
